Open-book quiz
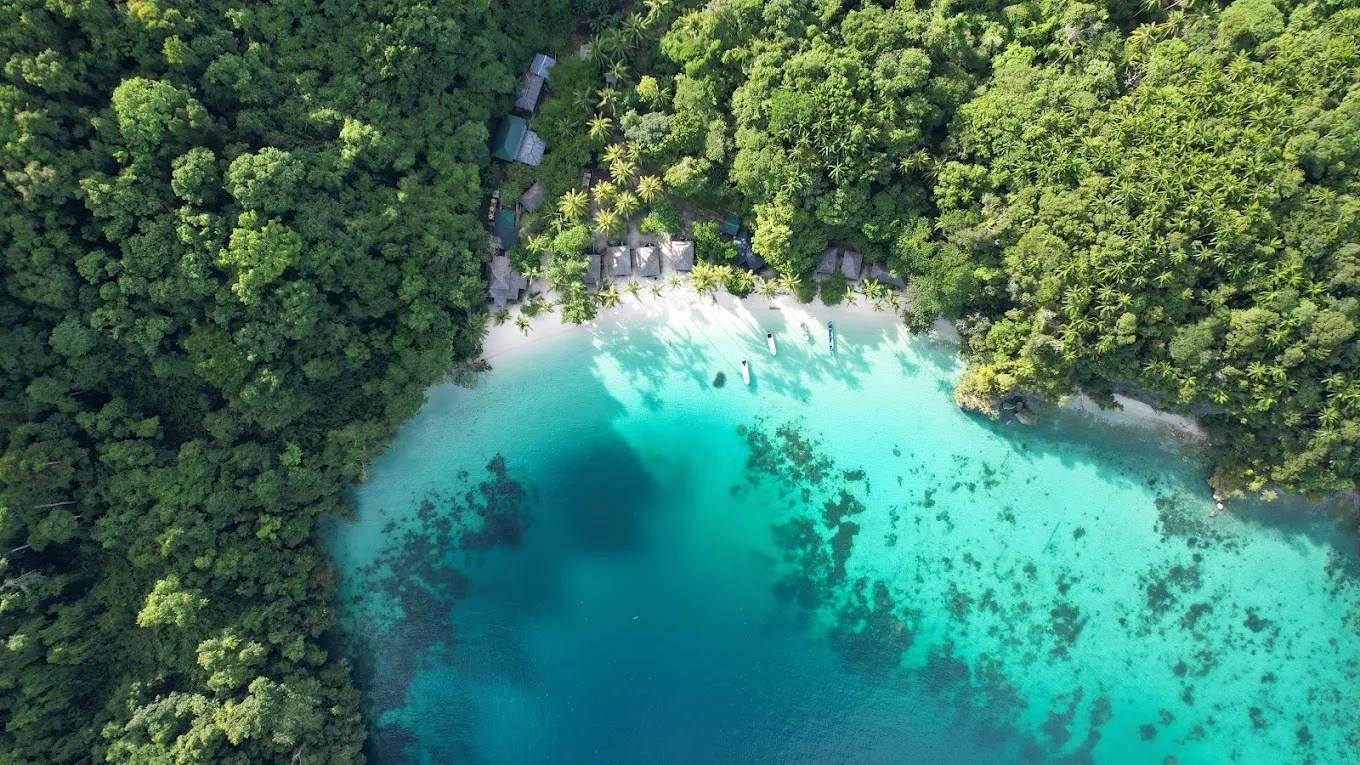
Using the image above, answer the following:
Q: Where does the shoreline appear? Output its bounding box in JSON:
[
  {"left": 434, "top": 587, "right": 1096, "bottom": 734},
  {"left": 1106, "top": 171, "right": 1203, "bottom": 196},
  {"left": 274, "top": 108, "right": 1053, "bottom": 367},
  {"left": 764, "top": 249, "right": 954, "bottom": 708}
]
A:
[{"left": 477, "top": 279, "right": 1206, "bottom": 444}]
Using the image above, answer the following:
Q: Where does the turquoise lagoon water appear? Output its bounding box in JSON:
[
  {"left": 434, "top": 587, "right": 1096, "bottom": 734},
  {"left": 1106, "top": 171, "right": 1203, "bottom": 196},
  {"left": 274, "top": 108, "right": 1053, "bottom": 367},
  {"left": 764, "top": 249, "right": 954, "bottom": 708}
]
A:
[{"left": 322, "top": 308, "right": 1360, "bottom": 764}]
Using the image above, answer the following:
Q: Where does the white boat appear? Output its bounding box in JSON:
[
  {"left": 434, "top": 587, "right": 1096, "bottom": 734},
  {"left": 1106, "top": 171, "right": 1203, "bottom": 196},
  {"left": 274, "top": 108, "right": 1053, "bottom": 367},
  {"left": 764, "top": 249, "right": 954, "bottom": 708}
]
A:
[
  {"left": 767, "top": 332, "right": 777, "bottom": 355},
  {"left": 740, "top": 357, "right": 750, "bottom": 385}
]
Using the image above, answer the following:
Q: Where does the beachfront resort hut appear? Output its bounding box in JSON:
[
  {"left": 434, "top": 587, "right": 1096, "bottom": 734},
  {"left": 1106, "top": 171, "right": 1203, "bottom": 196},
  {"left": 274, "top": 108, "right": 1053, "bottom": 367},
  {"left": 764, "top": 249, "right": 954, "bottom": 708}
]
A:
[
  {"left": 519, "top": 182, "right": 546, "bottom": 213},
  {"left": 816, "top": 247, "right": 839, "bottom": 275},
  {"left": 491, "top": 116, "right": 546, "bottom": 166},
  {"left": 661, "top": 239, "right": 694, "bottom": 271},
  {"left": 490, "top": 208, "right": 518, "bottom": 251},
  {"left": 733, "top": 232, "right": 766, "bottom": 271},
  {"left": 635, "top": 246, "right": 660, "bottom": 277},
  {"left": 605, "top": 246, "right": 631, "bottom": 277},
  {"left": 515, "top": 54, "right": 556, "bottom": 112},
  {"left": 488, "top": 255, "right": 528, "bottom": 306},
  {"left": 840, "top": 250, "right": 863, "bottom": 280},
  {"left": 584, "top": 252, "right": 601, "bottom": 285},
  {"left": 867, "top": 262, "right": 905, "bottom": 288}
]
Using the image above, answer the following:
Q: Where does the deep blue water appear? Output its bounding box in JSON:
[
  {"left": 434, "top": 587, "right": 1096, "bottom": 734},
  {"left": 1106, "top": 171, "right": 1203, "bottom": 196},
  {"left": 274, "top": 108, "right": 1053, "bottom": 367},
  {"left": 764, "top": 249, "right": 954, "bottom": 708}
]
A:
[{"left": 322, "top": 308, "right": 1360, "bottom": 764}]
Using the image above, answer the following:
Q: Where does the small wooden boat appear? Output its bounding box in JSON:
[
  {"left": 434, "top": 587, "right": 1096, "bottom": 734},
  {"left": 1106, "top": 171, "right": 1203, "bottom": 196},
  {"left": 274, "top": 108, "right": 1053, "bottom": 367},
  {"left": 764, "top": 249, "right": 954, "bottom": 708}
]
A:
[
  {"left": 767, "top": 332, "right": 777, "bottom": 355},
  {"left": 740, "top": 357, "right": 750, "bottom": 385},
  {"left": 799, "top": 322, "right": 810, "bottom": 341},
  {"left": 828, "top": 322, "right": 836, "bottom": 354}
]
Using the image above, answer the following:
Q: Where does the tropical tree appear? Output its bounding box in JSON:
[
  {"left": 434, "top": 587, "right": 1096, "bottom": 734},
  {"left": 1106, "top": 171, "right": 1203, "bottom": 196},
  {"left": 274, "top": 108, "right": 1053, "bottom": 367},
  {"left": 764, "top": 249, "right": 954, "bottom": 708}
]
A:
[
  {"left": 588, "top": 115, "right": 614, "bottom": 144},
  {"left": 650, "top": 283, "right": 664, "bottom": 298},
  {"left": 592, "top": 180, "right": 619, "bottom": 208},
  {"left": 758, "top": 277, "right": 780, "bottom": 299},
  {"left": 558, "top": 190, "right": 588, "bottom": 222},
  {"left": 596, "top": 86, "right": 618, "bottom": 114},
  {"left": 592, "top": 209, "right": 625, "bottom": 241},
  {"left": 636, "top": 175, "right": 664, "bottom": 202},
  {"left": 515, "top": 315, "right": 532, "bottom": 335},
  {"left": 614, "top": 191, "right": 641, "bottom": 218},
  {"left": 598, "top": 283, "right": 621, "bottom": 309}
]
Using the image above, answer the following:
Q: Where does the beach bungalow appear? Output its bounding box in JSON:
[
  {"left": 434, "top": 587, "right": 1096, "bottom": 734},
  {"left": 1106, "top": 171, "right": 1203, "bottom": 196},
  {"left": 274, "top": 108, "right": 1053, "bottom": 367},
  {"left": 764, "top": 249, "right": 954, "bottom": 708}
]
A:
[
  {"left": 584, "top": 252, "right": 601, "bottom": 286},
  {"left": 515, "top": 54, "right": 556, "bottom": 113},
  {"left": 840, "top": 250, "right": 863, "bottom": 280},
  {"left": 605, "top": 246, "right": 631, "bottom": 277},
  {"left": 816, "top": 246, "right": 839, "bottom": 275},
  {"left": 519, "top": 182, "right": 546, "bottom": 213},
  {"left": 635, "top": 245, "right": 660, "bottom": 278},
  {"left": 867, "top": 262, "right": 905, "bottom": 288},
  {"left": 490, "top": 208, "right": 518, "bottom": 252},
  {"left": 491, "top": 115, "right": 547, "bottom": 166},
  {"left": 661, "top": 240, "right": 694, "bottom": 272},
  {"left": 487, "top": 255, "right": 528, "bottom": 306}
]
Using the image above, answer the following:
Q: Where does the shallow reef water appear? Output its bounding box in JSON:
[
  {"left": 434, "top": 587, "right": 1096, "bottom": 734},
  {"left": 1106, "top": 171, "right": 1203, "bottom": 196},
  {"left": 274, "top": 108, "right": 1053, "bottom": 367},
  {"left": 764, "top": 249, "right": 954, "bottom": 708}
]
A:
[{"left": 322, "top": 311, "right": 1360, "bottom": 764}]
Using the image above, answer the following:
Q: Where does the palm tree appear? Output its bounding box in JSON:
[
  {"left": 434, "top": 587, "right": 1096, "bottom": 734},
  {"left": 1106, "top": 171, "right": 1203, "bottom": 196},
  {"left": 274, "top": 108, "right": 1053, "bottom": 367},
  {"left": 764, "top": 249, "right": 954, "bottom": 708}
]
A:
[
  {"left": 650, "top": 283, "right": 664, "bottom": 298},
  {"left": 610, "top": 157, "right": 637, "bottom": 185},
  {"left": 625, "top": 277, "right": 642, "bottom": 301},
  {"left": 515, "top": 315, "right": 531, "bottom": 335},
  {"left": 598, "top": 283, "right": 621, "bottom": 309},
  {"left": 592, "top": 180, "right": 618, "bottom": 208},
  {"left": 844, "top": 289, "right": 857, "bottom": 307},
  {"left": 558, "top": 190, "right": 588, "bottom": 222},
  {"left": 597, "top": 87, "right": 618, "bottom": 114},
  {"left": 757, "top": 277, "right": 779, "bottom": 298},
  {"left": 666, "top": 273, "right": 685, "bottom": 290},
  {"left": 593, "top": 209, "right": 624, "bottom": 241},
  {"left": 607, "top": 60, "right": 629, "bottom": 84},
  {"left": 778, "top": 274, "right": 800, "bottom": 295},
  {"left": 636, "top": 175, "right": 663, "bottom": 203},
  {"left": 886, "top": 293, "right": 903, "bottom": 313},
  {"left": 601, "top": 143, "right": 626, "bottom": 167},
  {"left": 614, "top": 191, "right": 640, "bottom": 218},
  {"left": 588, "top": 115, "right": 613, "bottom": 143},
  {"left": 622, "top": 14, "right": 650, "bottom": 45}
]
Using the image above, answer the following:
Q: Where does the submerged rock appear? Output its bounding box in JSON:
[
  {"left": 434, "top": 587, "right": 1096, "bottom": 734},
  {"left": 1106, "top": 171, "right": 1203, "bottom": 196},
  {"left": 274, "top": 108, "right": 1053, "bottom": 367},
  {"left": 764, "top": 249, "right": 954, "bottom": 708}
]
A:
[{"left": 713, "top": 372, "right": 726, "bottom": 387}]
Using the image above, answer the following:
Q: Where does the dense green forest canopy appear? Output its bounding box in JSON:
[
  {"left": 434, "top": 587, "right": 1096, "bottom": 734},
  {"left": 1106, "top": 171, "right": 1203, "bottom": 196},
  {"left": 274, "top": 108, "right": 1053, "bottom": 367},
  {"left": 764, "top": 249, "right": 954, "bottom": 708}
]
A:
[
  {"left": 1, "top": 0, "right": 570, "bottom": 760},
  {"left": 2, "top": 0, "right": 1358, "bottom": 761}
]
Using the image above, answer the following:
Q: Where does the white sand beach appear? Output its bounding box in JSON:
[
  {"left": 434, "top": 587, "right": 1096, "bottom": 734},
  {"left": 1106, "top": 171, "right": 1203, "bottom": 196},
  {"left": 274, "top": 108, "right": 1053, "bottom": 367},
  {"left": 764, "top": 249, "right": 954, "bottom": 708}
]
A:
[{"left": 478, "top": 276, "right": 1206, "bottom": 443}]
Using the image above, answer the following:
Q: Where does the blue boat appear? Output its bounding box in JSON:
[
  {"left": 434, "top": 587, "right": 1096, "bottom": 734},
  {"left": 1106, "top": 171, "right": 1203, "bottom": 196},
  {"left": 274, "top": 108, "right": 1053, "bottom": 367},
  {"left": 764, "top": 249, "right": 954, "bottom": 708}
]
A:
[{"left": 828, "top": 322, "right": 836, "bottom": 354}]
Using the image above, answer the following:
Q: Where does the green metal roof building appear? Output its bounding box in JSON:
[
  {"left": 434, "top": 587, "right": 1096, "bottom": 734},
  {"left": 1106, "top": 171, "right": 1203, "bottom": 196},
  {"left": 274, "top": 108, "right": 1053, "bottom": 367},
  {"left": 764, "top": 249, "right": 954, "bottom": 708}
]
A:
[
  {"left": 491, "top": 208, "right": 519, "bottom": 250},
  {"left": 491, "top": 116, "right": 528, "bottom": 162},
  {"left": 721, "top": 213, "right": 741, "bottom": 236}
]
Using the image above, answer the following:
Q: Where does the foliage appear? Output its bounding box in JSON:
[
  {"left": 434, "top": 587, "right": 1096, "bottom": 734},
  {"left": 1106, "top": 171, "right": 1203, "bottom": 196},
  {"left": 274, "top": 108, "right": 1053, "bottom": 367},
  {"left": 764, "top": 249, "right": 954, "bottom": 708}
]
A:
[
  {"left": 693, "top": 220, "right": 736, "bottom": 263},
  {"left": 819, "top": 274, "right": 850, "bottom": 306},
  {"left": 0, "top": 0, "right": 572, "bottom": 760},
  {"left": 640, "top": 202, "right": 684, "bottom": 235},
  {"left": 939, "top": 10, "right": 1360, "bottom": 494},
  {"left": 725, "top": 268, "right": 756, "bottom": 297}
]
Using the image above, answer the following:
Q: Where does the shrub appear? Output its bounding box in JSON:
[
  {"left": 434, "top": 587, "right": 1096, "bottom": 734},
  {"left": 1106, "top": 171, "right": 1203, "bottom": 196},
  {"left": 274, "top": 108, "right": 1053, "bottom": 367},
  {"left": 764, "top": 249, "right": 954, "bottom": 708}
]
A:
[
  {"left": 725, "top": 268, "right": 755, "bottom": 296},
  {"left": 819, "top": 273, "right": 849, "bottom": 305},
  {"left": 693, "top": 220, "right": 736, "bottom": 263},
  {"left": 793, "top": 275, "right": 817, "bottom": 304},
  {"left": 640, "top": 201, "right": 683, "bottom": 235}
]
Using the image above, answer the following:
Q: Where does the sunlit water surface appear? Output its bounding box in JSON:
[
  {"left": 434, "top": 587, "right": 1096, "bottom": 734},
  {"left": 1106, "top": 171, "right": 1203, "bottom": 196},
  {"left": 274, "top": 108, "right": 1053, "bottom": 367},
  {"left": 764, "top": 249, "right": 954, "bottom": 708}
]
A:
[{"left": 322, "top": 310, "right": 1360, "bottom": 764}]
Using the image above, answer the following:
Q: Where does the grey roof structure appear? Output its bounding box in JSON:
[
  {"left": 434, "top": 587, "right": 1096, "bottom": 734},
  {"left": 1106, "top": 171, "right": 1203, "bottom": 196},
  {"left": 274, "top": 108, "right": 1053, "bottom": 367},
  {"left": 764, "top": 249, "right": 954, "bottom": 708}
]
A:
[
  {"left": 515, "top": 130, "right": 546, "bottom": 166},
  {"left": 867, "top": 262, "right": 905, "bottom": 288},
  {"left": 529, "top": 53, "right": 556, "bottom": 77},
  {"left": 488, "top": 255, "right": 528, "bottom": 307},
  {"left": 519, "top": 182, "right": 546, "bottom": 212},
  {"left": 584, "top": 252, "right": 601, "bottom": 285},
  {"left": 635, "top": 245, "right": 660, "bottom": 277},
  {"left": 816, "top": 247, "right": 839, "bottom": 275},
  {"left": 661, "top": 240, "right": 694, "bottom": 271},
  {"left": 840, "top": 250, "right": 863, "bottom": 280},
  {"left": 605, "top": 246, "right": 631, "bottom": 277},
  {"left": 514, "top": 55, "right": 555, "bottom": 113},
  {"left": 515, "top": 74, "right": 545, "bottom": 112}
]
